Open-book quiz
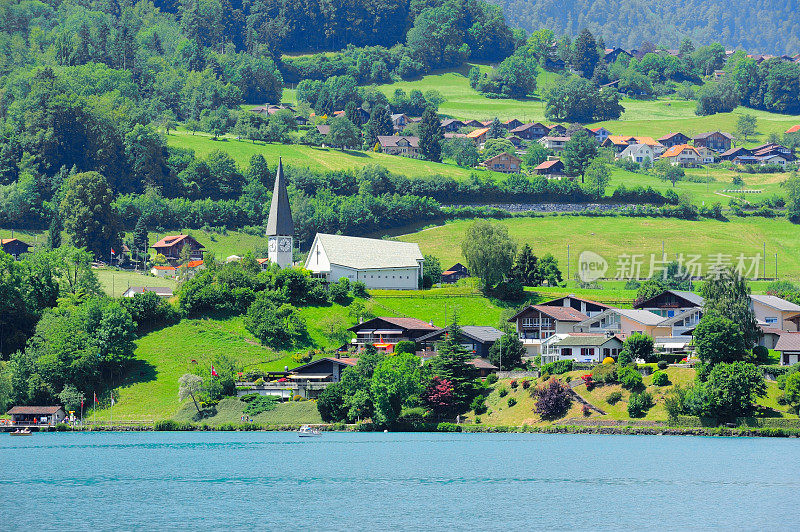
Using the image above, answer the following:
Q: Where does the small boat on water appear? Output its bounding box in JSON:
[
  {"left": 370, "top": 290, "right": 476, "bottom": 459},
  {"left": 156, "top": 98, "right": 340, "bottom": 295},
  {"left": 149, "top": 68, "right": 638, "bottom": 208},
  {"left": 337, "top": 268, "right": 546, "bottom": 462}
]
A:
[
  {"left": 298, "top": 425, "right": 321, "bottom": 437},
  {"left": 10, "top": 428, "right": 32, "bottom": 436}
]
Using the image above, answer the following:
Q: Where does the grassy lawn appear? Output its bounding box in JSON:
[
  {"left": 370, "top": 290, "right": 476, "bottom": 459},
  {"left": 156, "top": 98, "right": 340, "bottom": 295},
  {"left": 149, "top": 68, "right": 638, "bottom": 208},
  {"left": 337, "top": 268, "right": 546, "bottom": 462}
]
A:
[
  {"left": 172, "top": 396, "right": 323, "bottom": 425},
  {"left": 395, "top": 216, "right": 800, "bottom": 280},
  {"left": 95, "top": 268, "right": 177, "bottom": 298},
  {"left": 167, "top": 130, "right": 506, "bottom": 180}
]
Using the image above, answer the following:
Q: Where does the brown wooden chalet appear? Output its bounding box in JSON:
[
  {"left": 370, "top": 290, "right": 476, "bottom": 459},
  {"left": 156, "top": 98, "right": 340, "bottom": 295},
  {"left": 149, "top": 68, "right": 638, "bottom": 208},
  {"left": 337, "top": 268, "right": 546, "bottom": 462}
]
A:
[
  {"left": 657, "top": 132, "right": 691, "bottom": 148},
  {"left": 348, "top": 317, "right": 440, "bottom": 351},
  {"left": 510, "top": 122, "right": 549, "bottom": 140},
  {"left": 693, "top": 131, "right": 733, "bottom": 152},
  {"left": 539, "top": 295, "right": 611, "bottom": 317},
  {"left": 151, "top": 234, "right": 204, "bottom": 265},
  {"left": 1, "top": 238, "right": 32, "bottom": 259},
  {"left": 441, "top": 263, "right": 469, "bottom": 283}
]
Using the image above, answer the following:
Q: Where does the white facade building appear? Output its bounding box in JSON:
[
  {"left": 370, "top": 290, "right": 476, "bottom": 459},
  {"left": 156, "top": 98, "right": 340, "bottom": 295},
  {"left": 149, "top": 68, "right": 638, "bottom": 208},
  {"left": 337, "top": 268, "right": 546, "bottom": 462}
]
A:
[{"left": 304, "top": 233, "right": 424, "bottom": 290}]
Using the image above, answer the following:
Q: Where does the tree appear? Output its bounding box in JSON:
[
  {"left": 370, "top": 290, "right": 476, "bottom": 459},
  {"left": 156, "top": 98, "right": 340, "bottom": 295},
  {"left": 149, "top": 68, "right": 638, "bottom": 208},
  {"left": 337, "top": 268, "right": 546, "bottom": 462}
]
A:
[
  {"left": 701, "top": 267, "right": 760, "bottom": 347},
  {"left": 488, "top": 332, "right": 525, "bottom": 370},
  {"left": 132, "top": 215, "right": 149, "bottom": 267},
  {"left": 653, "top": 158, "right": 684, "bottom": 187},
  {"left": 426, "top": 322, "right": 479, "bottom": 414},
  {"left": 622, "top": 333, "right": 654, "bottom": 363},
  {"left": 317, "top": 380, "right": 348, "bottom": 422},
  {"left": 736, "top": 114, "right": 757, "bottom": 142},
  {"left": 461, "top": 220, "right": 517, "bottom": 288},
  {"left": 783, "top": 372, "right": 800, "bottom": 414},
  {"left": 522, "top": 142, "right": 549, "bottom": 168},
  {"left": 678, "top": 38, "right": 695, "bottom": 56},
  {"left": 363, "top": 105, "right": 393, "bottom": 148},
  {"left": 571, "top": 28, "right": 599, "bottom": 77},
  {"left": 245, "top": 295, "right": 307, "bottom": 348},
  {"left": 785, "top": 171, "right": 800, "bottom": 222},
  {"left": 57, "top": 384, "right": 85, "bottom": 413},
  {"left": 443, "top": 138, "right": 480, "bottom": 167},
  {"left": 532, "top": 378, "right": 572, "bottom": 420},
  {"left": 344, "top": 101, "right": 363, "bottom": 129},
  {"left": 693, "top": 312, "right": 748, "bottom": 366},
  {"left": 178, "top": 373, "right": 204, "bottom": 414},
  {"left": 418, "top": 107, "right": 442, "bottom": 162},
  {"left": 319, "top": 315, "right": 350, "bottom": 345},
  {"left": 422, "top": 254, "right": 442, "bottom": 289},
  {"left": 510, "top": 244, "right": 541, "bottom": 286},
  {"left": 537, "top": 254, "right": 562, "bottom": 286},
  {"left": 487, "top": 118, "right": 504, "bottom": 139},
  {"left": 370, "top": 352, "right": 422, "bottom": 426},
  {"left": 422, "top": 376, "right": 456, "bottom": 418},
  {"left": 583, "top": 158, "right": 610, "bottom": 198},
  {"left": 125, "top": 124, "right": 168, "bottom": 190},
  {"left": 703, "top": 361, "right": 766, "bottom": 420},
  {"left": 562, "top": 131, "right": 598, "bottom": 182},
  {"left": 482, "top": 138, "right": 516, "bottom": 160},
  {"left": 329, "top": 116, "right": 360, "bottom": 150},
  {"left": 47, "top": 214, "right": 62, "bottom": 250},
  {"left": 59, "top": 171, "right": 122, "bottom": 260}
]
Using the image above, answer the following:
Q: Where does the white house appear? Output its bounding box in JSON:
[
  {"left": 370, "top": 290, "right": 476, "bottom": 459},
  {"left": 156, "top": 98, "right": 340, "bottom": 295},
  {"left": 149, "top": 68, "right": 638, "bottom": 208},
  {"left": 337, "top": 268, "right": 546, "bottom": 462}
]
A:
[
  {"left": 151, "top": 265, "right": 176, "bottom": 278},
  {"left": 304, "top": 233, "right": 424, "bottom": 290},
  {"left": 618, "top": 143, "right": 655, "bottom": 165},
  {"left": 750, "top": 295, "right": 800, "bottom": 332},
  {"left": 541, "top": 333, "right": 623, "bottom": 364}
]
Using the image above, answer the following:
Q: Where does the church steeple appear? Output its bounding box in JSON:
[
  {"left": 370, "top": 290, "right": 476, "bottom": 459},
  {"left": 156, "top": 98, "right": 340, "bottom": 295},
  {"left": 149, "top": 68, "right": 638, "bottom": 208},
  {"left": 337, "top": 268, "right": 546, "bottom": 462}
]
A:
[
  {"left": 266, "top": 158, "right": 293, "bottom": 237},
  {"left": 266, "top": 158, "right": 294, "bottom": 268}
]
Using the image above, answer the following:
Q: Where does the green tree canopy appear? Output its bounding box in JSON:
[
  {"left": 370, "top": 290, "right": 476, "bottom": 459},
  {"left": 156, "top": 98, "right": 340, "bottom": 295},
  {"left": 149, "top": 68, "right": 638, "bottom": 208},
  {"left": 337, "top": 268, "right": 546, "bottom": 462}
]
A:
[{"left": 461, "top": 220, "right": 517, "bottom": 288}]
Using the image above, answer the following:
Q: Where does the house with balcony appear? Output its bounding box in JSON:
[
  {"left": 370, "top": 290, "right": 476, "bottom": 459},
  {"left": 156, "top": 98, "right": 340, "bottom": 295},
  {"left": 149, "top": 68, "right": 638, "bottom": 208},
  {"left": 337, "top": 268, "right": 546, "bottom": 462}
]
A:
[
  {"left": 479, "top": 152, "right": 521, "bottom": 173},
  {"left": 508, "top": 305, "right": 589, "bottom": 356},
  {"left": 634, "top": 290, "right": 704, "bottom": 318},
  {"left": 377, "top": 136, "right": 421, "bottom": 158},
  {"left": 417, "top": 325, "right": 503, "bottom": 359},
  {"left": 574, "top": 308, "right": 672, "bottom": 339},
  {"left": 510, "top": 122, "right": 549, "bottom": 140},
  {"left": 693, "top": 131, "right": 733, "bottom": 152},
  {"left": 657, "top": 132, "right": 691, "bottom": 148},
  {"left": 538, "top": 136, "right": 570, "bottom": 153},
  {"left": 348, "top": 317, "right": 440, "bottom": 352},
  {"left": 750, "top": 295, "right": 800, "bottom": 332},
  {"left": 660, "top": 144, "right": 702, "bottom": 167},
  {"left": 541, "top": 333, "right": 623, "bottom": 364},
  {"left": 151, "top": 234, "right": 204, "bottom": 265},
  {"left": 539, "top": 295, "right": 611, "bottom": 318}
]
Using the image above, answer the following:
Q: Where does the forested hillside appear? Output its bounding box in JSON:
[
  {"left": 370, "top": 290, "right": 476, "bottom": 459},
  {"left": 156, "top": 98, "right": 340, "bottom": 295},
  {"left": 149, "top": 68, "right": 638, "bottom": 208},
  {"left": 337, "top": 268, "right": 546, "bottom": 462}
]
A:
[{"left": 489, "top": 0, "right": 800, "bottom": 54}]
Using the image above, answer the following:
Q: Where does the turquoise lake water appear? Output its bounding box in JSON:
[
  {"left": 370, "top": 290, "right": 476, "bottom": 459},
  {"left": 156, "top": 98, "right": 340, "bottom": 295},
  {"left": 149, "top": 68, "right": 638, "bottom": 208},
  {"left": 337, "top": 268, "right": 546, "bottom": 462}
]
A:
[{"left": 1, "top": 431, "right": 798, "bottom": 530}]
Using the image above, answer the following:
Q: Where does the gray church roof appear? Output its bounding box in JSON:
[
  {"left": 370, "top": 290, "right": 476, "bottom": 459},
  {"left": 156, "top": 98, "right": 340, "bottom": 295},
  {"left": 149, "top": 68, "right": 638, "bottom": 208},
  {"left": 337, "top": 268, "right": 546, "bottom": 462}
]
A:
[
  {"left": 266, "top": 158, "right": 294, "bottom": 236},
  {"left": 311, "top": 233, "right": 423, "bottom": 270}
]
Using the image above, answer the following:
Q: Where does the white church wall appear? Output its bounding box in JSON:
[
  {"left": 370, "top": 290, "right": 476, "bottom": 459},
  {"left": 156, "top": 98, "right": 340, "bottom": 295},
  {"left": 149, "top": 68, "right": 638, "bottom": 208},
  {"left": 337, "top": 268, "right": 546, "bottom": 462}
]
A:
[{"left": 329, "top": 265, "right": 419, "bottom": 290}]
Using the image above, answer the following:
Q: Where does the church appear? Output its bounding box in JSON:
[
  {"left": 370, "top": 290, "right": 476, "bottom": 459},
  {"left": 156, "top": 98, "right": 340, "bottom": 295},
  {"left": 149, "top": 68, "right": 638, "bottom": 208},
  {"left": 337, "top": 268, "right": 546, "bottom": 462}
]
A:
[{"left": 266, "top": 158, "right": 424, "bottom": 290}]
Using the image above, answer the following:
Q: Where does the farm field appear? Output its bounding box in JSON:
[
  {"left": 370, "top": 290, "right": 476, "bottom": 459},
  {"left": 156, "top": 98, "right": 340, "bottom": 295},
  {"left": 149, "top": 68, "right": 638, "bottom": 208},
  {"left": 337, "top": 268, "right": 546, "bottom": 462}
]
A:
[{"left": 396, "top": 215, "right": 800, "bottom": 280}]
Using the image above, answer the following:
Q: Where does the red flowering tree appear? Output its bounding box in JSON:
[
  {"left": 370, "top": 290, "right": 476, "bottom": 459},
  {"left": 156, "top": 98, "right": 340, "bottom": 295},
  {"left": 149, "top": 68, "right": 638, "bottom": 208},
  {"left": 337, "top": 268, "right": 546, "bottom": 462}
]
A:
[
  {"left": 422, "top": 377, "right": 456, "bottom": 419},
  {"left": 532, "top": 378, "right": 572, "bottom": 420}
]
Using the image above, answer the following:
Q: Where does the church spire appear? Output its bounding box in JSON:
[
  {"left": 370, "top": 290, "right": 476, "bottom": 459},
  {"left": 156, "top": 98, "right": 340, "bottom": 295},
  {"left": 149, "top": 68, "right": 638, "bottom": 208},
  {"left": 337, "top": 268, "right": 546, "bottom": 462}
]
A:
[{"left": 266, "top": 158, "right": 294, "bottom": 237}]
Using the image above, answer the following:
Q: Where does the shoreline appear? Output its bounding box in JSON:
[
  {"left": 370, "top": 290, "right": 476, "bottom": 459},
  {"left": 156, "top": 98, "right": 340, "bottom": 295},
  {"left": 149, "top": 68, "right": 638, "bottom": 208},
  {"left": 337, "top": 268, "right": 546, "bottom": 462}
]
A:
[{"left": 23, "top": 422, "right": 800, "bottom": 438}]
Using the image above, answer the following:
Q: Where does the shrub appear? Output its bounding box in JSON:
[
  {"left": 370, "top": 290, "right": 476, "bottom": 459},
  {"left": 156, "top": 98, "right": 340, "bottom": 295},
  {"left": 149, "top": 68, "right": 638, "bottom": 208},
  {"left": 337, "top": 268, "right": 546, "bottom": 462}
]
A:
[
  {"left": 498, "top": 387, "right": 509, "bottom": 398},
  {"left": 437, "top": 422, "right": 461, "bottom": 432},
  {"left": 657, "top": 360, "right": 669, "bottom": 370},
  {"left": 240, "top": 393, "right": 260, "bottom": 403},
  {"left": 607, "top": 391, "right": 622, "bottom": 405},
  {"left": 521, "top": 379, "right": 531, "bottom": 390},
  {"left": 651, "top": 370, "right": 670, "bottom": 386},
  {"left": 293, "top": 394, "right": 302, "bottom": 401},
  {"left": 602, "top": 356, "right": 615, "bottom": 365},
  {"left": 394, "top": 340, "right": 417, "bottom": 355},
  {"left": 627, "top": 391, "right": 654, "bottom": 418},
  {"left": 486, "top": 374, "right": 498, "bottom": 384},
  {"left": 507, "top": 397, "right": 517, "bottom": 407},
  {"left": 582, "top": 404, "right": 591, "bottom": 417},
  {"left": 510, "top": 379, "right": 518, "bottom": 389},
  {"left": 565, "top": 375, "right": 572, "bottom": 383},
  {"left": 470, "top": 395, "right": 487, "bottom": 414},
  {"left": 244, "top": 395, "right": 279, "bottom": 415},
  {"left": 592, "top": 363, "right": 618, "bottom": 384},
  {"left": 617, "top": 349, "right": 633, "bottom": 366},
  {"left": 351, "top": 281, "right": 369, "bottom": 299},
  {"left": 540, "top": 359, "right": 573, "bottom": 375},
  {"left": 618, "top": 366, "right": 643, "bottom": 390},
  {"left": 532, "top": 378, "right": 572, "bottom": 420}
]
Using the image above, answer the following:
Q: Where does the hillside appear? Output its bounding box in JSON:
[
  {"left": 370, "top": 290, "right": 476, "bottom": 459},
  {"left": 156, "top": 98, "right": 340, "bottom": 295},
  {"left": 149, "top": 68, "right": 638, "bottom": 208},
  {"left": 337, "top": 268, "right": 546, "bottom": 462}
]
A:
[{"left": 490, "top": 0, "right": 800, "bottom": 54}]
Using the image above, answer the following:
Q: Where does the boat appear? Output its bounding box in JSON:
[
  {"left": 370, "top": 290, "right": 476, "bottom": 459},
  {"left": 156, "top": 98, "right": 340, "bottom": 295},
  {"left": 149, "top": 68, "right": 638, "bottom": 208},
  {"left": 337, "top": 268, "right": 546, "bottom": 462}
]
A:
[
  {"left": 298, "top": 425, "right": 321, "bottom": 437},
  {"left": 10, "top": 428, "right": 32, "bottom": 436}
]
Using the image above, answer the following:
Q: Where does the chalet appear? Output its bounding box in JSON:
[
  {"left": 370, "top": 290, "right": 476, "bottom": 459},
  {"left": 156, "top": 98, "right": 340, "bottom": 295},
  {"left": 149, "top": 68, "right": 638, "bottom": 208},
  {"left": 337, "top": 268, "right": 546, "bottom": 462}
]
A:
[
  {"left": 696, "top": 146, "right": 716, "bottom": 164},
  {"left": 467, "top": 358, "right": 499, "bottom": 377},
  {"left": 391, "top": 113, "right": 410, "bottom": 131},
  {"left": 417, "top": 325, "right": 503, "bottom": 358},
  {"left": 758, "top": 154, "right": 791, "bottom": 167},
  {"left": 508, "top": 305, "right": 589, "bottom": 356},
  {"left": 121, "top": 286, "right": 174, "bottom": 298},
  {"left": 503, "top": 119, "right": 524, "bottom": 130},
  {"left": 1, "top": 238, "right": 31, "bottom": 259},
  {"left": 750, "top": 295, "right": 800, "bottom": 332},
  {"left": 575, "top": 308, "right": 672, "bottom": 339},
  {"left": 693, "top": 131, "right": 733, "bottom": 152},
  {"left": 604, "top": 47, "right": 632, "bottom": 63},
  {"left": 539, "top": 295, "right": 610, "bottom": 317},
  {"left": 333, "top": 107, "right": 370, "bottom": 123},
  {"left": 541, "top": 333, "right": 623, "bottom": 364},
  {"left": 660, "top": 144, "right": 702, "bottom": 167},
  {"left": 751, "top": 143, "right": 795, "bottom": 161},
  {"left": 304, "top": 233, "right": 424, "bottom": 290},
  {"left": 284, "top": 357, "right": 359, "bottom": 398},
  {"left": 618, "top": 143, "right": 655, "bottom": 165},
  {"left": 151, "top": 265, "right": 176, "bottom": 278},
  {"left": 775, "top": 333, "right": 800, "bottom": 365},
  {"left": 634, "top": 290, "right": 704, "bottom": 317},
  {"left": 602, "top": 136, "right": 664, "bottom": 155},
  {"left": 152, "top": 234, "right": 204, "bottom": 265},
  {"left": 538, "top": 136, "right": 570, "bottom": 152},
  {"left": 316, "top": 124, "right": 330, "bottom": 136},
  {"left": 658, "top": 132, "right": 692, "bottom": 148},
  {"left": 480, "top": 152, "right": 521, "bottom": 174},
  {"left": 462, "top": 119, "right": 484, "bottom": 128},
  {"left": 377, "top": 136, "right": 421, "bottom": 158},
  {"left": 440, "top": 118, "right": 465, "bottom": 132},
  {"left": 786, "top": 125, "right": 800, "bottom": 134},
  {"left": 8, "top": 406, "right": 66, "bottom": 426},
  {"left": 589, "top": 127, "right": 612, "bottom": 143},
  {"left": 467, "top": 127, "right": 489, "bottom": 146},
  {"left": 510, "top": 122, "right": 549, "bottom": 140},
  {"left": 534, "top": 158, "right": 566, "bottom": 178},
  {"left": 719, "top": 146, "right": 752, "bottom": 161},
  {"left": 506, "top": 135, "right": 525, "bottom": 149},
  {"left": 441, "top": 263, "right": 469, "bottom": 283},
  {"left": 546, "top": 124, "right": 567, "bottom": 136},
  {"left": 349, "top": 317, "right": 440, "bottom": 351}
]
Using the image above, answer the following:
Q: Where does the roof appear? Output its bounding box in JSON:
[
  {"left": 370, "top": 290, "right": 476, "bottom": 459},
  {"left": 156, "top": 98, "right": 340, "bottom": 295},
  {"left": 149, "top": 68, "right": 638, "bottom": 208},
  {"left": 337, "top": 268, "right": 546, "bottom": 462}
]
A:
[
  {"left": 539, "top": 295, "right": 611, "bottom": 310},
  {"left": 534, "top": 159, "right": 564, "bottom": 170},
  {"left": 541, "top": 136, "right": 571, "bottom": 142},
  {"left": 657, "top": 132, "right": 689, "bottom": 141},
  {"left": 460, "top": 326, "right": 504, "bottom": 343},
  {"left": 634, "top": 289, "right": 704, "bottom": 309},
  {"left": 508, "top": 305, "right": 588, "bottom": 322},
  {"left": 787, "top": 125, "right": 800, "bottom": 134},
  {"left": 186, "top": 260, "right": 204, "bottom": 268},
  {"left": 350, "top": 317, "right": 439, "bottom": 333},
  {"left": 289, "top": 356, "right": 358, "bottom": 373},
  {"left": 316, "top": 125, "right": 330, "bottom": 135},
  {"left": 554, "top": 334, "right": 621, "bottom": 347},
  {"left": 775, "top": 333, "right": 800, "bottom": 352},
  {"left": 467, "top": 358, "right": 498, "bottom": 370},
  {"left": 152, "top": 234, "right": 204, "bottom": 250},
  {"left": 481, "top": 152, "right": 521, "bottom": 165},
  {"left": 153, "top": 265, "right": 176, "bottom": 271},
  {"left": 510, "top": 122, "right": 547, "bottom": 133},
  {"left": 123, "top": 286, "right": 174, "bottom": 296},
  {"left": 266, "top": 158, "right": 294, "bottom": 236},
  {"left": 662, "top": 144, "right": 700, "bottom": 158},
  {"left": 694, "top": 131, "right": 734, "bottom": 140},
  {"left": 720, "top": 146, "right": 751, "bottom": 158},
  {"left": 377, "top": 135, "right": 419, "bottom": 148},
  {"left": 750, "top": 294, "right": 800, "bottom": 312},
  {"left": 1, "top": 238, "right": 31, "bottom": 247},
  {"left": 441, "top": 118, "right": 463, "bottom": 126},
  {"left": 619, "top": 143, "right": 654, "bottom": 156},
  {"left": 615, "top": 308, "right": 666, "bottom": 325},
  {"left": 7, "top": 406, "right": 64, "bottom": 415},
  {"left": 467, "top": 128, "right": 489, "bottom": 139},
  {"left": 310, "top": 233, "right": 423, "bottom": 270},
  {"left": 390, "top": 113, "right": 408, "bottom": 121}
]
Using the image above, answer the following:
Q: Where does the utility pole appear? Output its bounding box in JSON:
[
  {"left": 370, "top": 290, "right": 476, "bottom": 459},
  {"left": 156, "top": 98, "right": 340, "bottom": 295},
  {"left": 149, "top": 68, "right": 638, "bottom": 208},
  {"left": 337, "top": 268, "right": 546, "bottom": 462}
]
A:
[{"left": 567, "top": 244, "right": 570, "bottom": 282}]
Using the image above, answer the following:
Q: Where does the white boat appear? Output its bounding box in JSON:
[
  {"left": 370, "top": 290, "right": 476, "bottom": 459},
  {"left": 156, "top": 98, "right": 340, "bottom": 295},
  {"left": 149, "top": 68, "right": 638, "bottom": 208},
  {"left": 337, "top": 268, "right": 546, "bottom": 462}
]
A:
[
  {"left": 298, "top": 425, "right": 321, "bottom": 437},
  {"left": 10, "top": 428, "right": 32, "bottom": 436}
]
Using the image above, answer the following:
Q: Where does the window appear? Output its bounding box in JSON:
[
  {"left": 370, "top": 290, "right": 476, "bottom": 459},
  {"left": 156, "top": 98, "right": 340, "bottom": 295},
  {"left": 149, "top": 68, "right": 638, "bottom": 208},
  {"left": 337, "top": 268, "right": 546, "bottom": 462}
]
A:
[
  {"left": 580, "top": 348, "right": 594, "bottom": 358},
  {"left": 765, "top": 317, "right": 778, "bottom": 324}
]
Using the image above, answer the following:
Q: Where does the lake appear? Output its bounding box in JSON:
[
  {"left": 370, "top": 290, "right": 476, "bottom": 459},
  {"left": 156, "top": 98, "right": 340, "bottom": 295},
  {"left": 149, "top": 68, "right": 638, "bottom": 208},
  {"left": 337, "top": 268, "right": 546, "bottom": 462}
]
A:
[{"left": 1, "top": 431, "right": 798, "bottom": 530}]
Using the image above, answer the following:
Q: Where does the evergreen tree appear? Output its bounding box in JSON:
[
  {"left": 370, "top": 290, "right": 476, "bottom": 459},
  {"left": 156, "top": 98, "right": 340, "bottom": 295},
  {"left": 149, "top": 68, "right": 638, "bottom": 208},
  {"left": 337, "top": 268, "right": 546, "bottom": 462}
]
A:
[
  {"left": 487, "top": 117, "right": 504, "bottom": 139},
  {"left": 364, "top": 106, "right": 394, "bottom": 149},
  {"left": 701, "top": 267, "right": 761, "bottom": 347},
  {"left": 418, "top": 106, "right": 442, "bottom": 162},
  {"left": 510, "top": 244, "right": 541, "bottom": 286},
  {"left": 47, "top": 213, "right": 62, "bottom": 250},
  {"left": 562, "top": 130, "right": 598, "bottom": 182},
  {"left": 571, "top": 28, "right": 599, "bottom": 78},
  {"left": 426, "top": 321, "right": 479, "bottom": 413},
  {"left": 132, "top": 215, "right": 149, "bottom": 267},
  {"left": 344, "top": 101, "right": 363, "bottom": 129}
]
